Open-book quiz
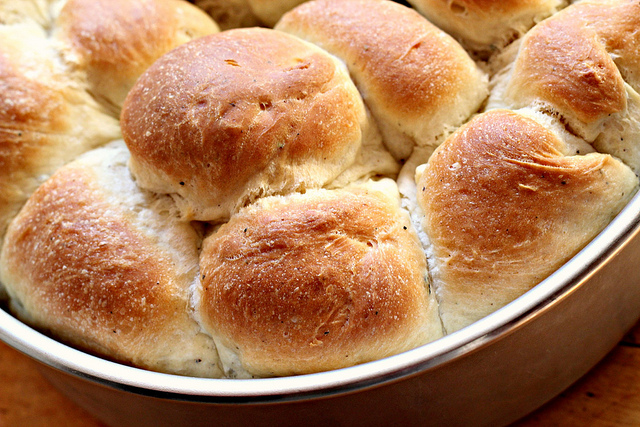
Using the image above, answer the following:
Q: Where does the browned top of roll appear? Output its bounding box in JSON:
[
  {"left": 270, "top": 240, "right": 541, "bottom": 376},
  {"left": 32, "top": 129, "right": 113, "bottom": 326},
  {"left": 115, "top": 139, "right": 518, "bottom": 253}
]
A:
[
  {"left": 0, "top": 25, "right": 120, "bottom": 246},
  {"left": 0, "top": 144, "right": 220, "bottom": 377},
  {"left": 416, "top": 109, "right": 637, "bottom": 332},
  {"left": 5, "top": 168, "right": 182, "bottom": 341},
  {"left": 409, "top": 0, "right": 559, "bottom": 26},
  {"left": 435, "top": 0, "right": 551, "bottom": 12},
  {"left": 503, "top": 0, "right": 640, "bottom": 134},
  {"left": 122, "top": 28, "right": 372, "bottom": 222},
  {"left": 197, "top": 182, "right": 440, "bottom": 377},
  {"left": 0, "top": 47, "right": 65, "bottom": 136},
  {"left": 276, "top": 0, "right": 487, "bottom": 159},
  {"left": 407, "top": 0, "right": 565, "bottom": 54},
  {"left": 278, "top": 0, "right": 473, "bottom": 119},
  {"left": 0, "top": 42, "right": 60, "bottom": 235},
  {"left": 54, "top": 0, "right": 218, "bottom": 112}
]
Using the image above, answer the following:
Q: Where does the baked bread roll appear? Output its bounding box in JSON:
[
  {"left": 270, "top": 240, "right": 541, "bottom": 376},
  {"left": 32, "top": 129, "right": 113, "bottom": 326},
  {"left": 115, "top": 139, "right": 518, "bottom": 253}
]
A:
[
  {"left": 53, "top": 0, "right": 219, "bottom": 112},
  {"left": 489, "top": 0, "right": 640, "bottom": 172},
  {"left": 276, "top": 0, "right": 488, "bottom": 162},
  {"left": 1, "top": 0, "right": 639, "bottom": 379},
  {"left": 0, "top": 22, "right": 121, "bottom": 250},
  {"left": 407, "top": 0, "right": 567, "bottom": 56},
  {"left": 121, "top": 27, "right": 397, "bottom": 223},
  {"left": 0, "top": 0, "right": 218, "bottom": 230},
  {"left": 0, "top": 142, "right": 221, "bottom": 377},
  {"left": 414, "top": 109, "right": 638, "bottom": 332},
  {"left": 0, "top": 0, "right": 218, "bottom": 298},
  {"left": 195, "top": 179, "right": 442, "bottom": 377}
]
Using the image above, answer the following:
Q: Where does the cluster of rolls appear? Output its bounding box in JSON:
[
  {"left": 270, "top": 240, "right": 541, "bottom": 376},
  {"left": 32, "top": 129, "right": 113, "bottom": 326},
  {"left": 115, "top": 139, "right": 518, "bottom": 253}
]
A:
[{"left": 0, "top": 0, "right": 637, "bottom": 379}]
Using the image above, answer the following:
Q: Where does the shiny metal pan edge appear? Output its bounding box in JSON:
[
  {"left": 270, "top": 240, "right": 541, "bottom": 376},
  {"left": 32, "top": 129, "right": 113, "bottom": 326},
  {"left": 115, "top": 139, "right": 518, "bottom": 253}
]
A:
[{"left": 2, "top": 190, "right": 640, "bottom": 426}]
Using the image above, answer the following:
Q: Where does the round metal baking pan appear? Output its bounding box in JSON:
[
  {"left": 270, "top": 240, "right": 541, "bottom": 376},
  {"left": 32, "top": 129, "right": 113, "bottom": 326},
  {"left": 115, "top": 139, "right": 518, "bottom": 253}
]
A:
[{"left": 2, "top": 189, "right": 640, "bottom": 427}]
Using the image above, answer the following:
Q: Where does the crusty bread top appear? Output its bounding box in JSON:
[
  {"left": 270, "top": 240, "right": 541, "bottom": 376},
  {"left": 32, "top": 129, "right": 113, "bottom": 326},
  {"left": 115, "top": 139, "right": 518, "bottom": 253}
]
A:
[
  {"left": 407, "top": 0, "right": 566, "bottom": 55},
  {"left": 0, "top": 0, "right": 219, "bottom": 246},
  {"left": 496, "top": 0, "right": 640, "bottom": 140},
  {"left": 0, "top": 23, "right": 121, "bottom": 247},
  {"left": 276, "top": 0, "right": 488, "bottom": 161},
  {"left": 1, "top": 0, "right": 639, "bottom": 380},
  {"left": 54, "top": 0, "right": 219, "bottom": 112},
  {"left": 416, "top": 109, "right": 638, "bottom": 332},
  {"left": 196, "top": 180, "right": 442, "bottom": 377},
  {"left": 122, "top": 27, "right": 393, "bottom": 223},
  {"left": 0, "top": 143, "right": 221, "bottom": 377}
]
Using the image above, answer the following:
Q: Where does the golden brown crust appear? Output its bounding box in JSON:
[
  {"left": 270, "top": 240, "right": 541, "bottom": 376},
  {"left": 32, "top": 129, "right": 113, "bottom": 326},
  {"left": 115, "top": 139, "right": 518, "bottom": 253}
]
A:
[
  {"left": 409, "top": 0, "right": 558, "bottom": 13},
  {"left": 0, "top": 25, "right": 121, "bottom": 246},
  {"left": 498, "top": 0, "right": 640, "bottom": 139},
  {"left": 0, "top": 49, "right": 63, "bottom": 232},
  {"left": 416, "top": 110, "right": 638, "bottom": 332},
  {"left": 1, "top": 0, "right": 639, "bottom": 380},
  {"left": 516, "top": 22, "right": 625, "bottom": 123},
  {"left": 276, "top": 0, "right": 487, "bottom": 160},
  {"left": 197, "top": 182, "right": 440, "bottom": 377},
  {"left": 7, "top": 168, "right": 179, "bottom": 338},
  {"left": 407, "top": 0, "right": 565, "bottom": 54},
  {"left": 122, "top": 28, "right": 379, "bottom": 222},
  {"left": 0, "top": 0, "right": 216, "bottom": 246},
  {"left": 592, "top": 0, "right": 640, "bottom": 91},
  {"left": 0, "top": 144, "right": 221, "bottom": 377},
  {"left": 54, "top": 0, "right": 219, "bottom": 111}
]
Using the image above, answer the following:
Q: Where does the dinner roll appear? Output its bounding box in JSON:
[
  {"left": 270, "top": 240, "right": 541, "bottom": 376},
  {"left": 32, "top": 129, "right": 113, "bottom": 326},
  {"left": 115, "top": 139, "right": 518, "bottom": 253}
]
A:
[
  {"left": 407, "top": 0, "right": 567, "bottom": 56},
  {"left": 276, "top": 0, "right": 488, "bottom": 161},
  {"left": 195, "top": 179, "right": 441, "bottom": 378},
  {"left": 3, "top": 0, "right": 640, "bottom": 381},
  {"left": 0, "top": 22, "right": 121, "bottom": 250},
  {"left": 415, "top": 109, "right": 638, "bottom": 332},
  {"left": 0, "top": 0, "right": 219, "bottom": 300},
  {"left": 53, "top": 0, "right": 219, "bottom": 113},
  {"left": 490, "top": 0, "right": 640, "bottom": 171},
  {"left": 0, "top": 142, "right": 221, "bottom": 377},
  {"left": 122, "top": 27, "right": 397, "bottom": 223}
]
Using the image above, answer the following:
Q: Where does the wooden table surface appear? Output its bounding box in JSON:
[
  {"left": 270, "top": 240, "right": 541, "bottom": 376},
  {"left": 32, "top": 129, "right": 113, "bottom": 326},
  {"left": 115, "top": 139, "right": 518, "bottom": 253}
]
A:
[{"left": 2, "top": 321, "right": 640, "bottom": 426}]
